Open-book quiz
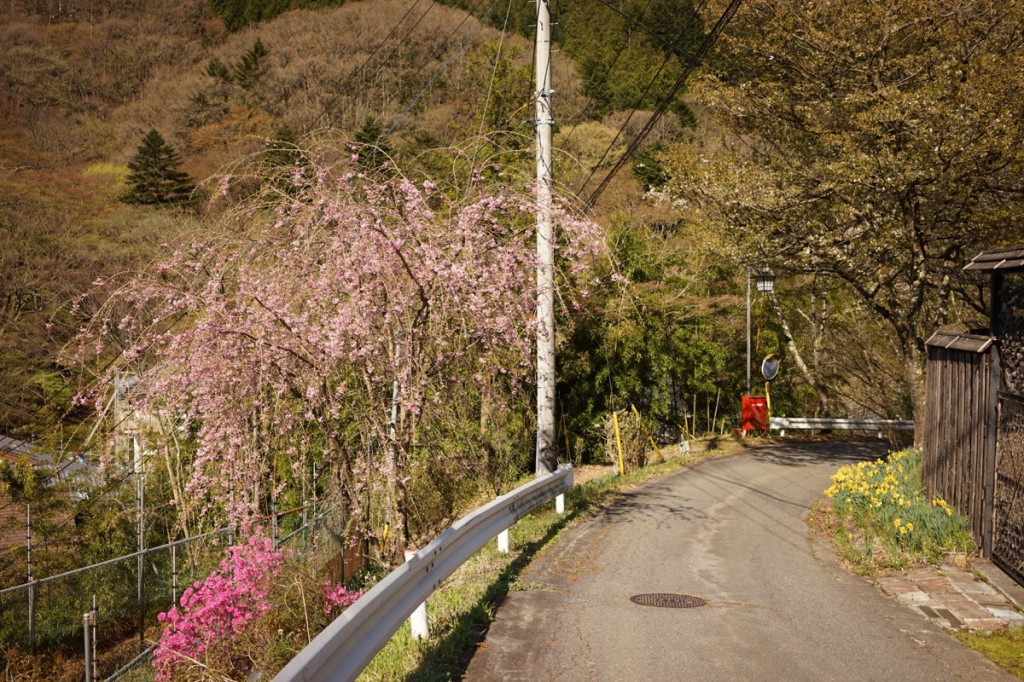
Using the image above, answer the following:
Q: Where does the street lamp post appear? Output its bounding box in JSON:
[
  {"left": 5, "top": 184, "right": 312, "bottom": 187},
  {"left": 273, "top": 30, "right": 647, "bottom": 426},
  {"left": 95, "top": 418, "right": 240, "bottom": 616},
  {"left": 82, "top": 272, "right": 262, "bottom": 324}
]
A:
[{"left": 746, "top": 268, "right": 776, "bottom": 395}]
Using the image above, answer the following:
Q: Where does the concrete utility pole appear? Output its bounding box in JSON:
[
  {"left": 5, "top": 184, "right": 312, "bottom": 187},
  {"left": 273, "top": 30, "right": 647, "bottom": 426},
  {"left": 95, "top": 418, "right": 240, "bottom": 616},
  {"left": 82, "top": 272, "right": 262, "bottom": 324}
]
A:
[
  {"left": 535, "top": 0, "right": 556, "bottom": 477},
  {"left": 746, "top": 267, "right": 752, "bottom": 395}
]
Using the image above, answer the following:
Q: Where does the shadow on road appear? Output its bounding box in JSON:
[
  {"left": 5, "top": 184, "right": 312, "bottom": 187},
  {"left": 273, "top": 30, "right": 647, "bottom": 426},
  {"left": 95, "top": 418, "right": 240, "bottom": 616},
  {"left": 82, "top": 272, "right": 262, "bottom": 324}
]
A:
[
  {"left": 587, "top": 486, "right": 707, "bottom": 527},
  {"left": 749, "top": 440, "right": 893, "bottom": 467}
]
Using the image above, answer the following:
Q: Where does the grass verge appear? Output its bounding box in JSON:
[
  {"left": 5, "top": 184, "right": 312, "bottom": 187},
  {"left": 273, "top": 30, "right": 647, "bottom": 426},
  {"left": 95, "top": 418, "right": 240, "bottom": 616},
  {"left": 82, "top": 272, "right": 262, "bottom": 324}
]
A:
[
  {"left": 357, "top": 445, "right": 733, "bottom": 681},
  {"left": 954, "top": 628, "right": 1024, "bottom": 679}
]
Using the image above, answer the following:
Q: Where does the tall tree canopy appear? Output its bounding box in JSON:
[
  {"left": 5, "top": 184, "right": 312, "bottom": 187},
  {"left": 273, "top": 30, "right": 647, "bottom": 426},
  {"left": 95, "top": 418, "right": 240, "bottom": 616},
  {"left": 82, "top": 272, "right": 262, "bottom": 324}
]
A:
[{"left": 664, "top": 0, "right": 1024, "bottom": 420}]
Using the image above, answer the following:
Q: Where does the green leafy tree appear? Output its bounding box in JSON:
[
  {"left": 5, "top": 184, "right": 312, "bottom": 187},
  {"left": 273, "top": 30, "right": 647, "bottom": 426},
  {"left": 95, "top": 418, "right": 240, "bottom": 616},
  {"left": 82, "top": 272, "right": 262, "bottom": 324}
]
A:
[
  {"left": 664, "top": 0, "right": 1024, "bottom": 424},
  {"left": 122, "top": 129, "right": 195, "bottom": 205},
  {"left": 562, "top": 0, "right": 703, "bottom": 120},
  {"left": 631, "top": 143, "right": 669, "bottom": 191},
  {"left": 559, "top": 214, "right": 743, "bottom": 461}
]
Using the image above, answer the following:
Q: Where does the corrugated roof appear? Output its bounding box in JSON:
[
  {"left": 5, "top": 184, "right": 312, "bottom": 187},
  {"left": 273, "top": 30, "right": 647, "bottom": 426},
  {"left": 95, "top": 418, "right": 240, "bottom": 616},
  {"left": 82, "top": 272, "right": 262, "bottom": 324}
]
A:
[
  {"left": 964, "top": 245, "right": 1024, "bottom": 272},
  {"left": 926, "top": 332, "right": 995, "bottom": 353},
  {"left": 0, "top": 435, "right": 33, "bottom": 459}
]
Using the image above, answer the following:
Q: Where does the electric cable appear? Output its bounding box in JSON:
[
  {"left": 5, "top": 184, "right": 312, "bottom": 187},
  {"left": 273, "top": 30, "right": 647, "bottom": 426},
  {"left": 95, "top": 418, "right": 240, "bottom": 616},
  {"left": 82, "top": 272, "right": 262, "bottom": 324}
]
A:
[
  {"left": 571, "top": 0, "right": 711, "bottom": 194},
  {"left": 463, "top": 0, "right": 517, "bottom": 190},
  {"left": 383, "top": 0, "right": 506, "bottom": 140},
  {"left": 557, "top": 0, "right": 660, "bottom": 148},
  {"left": 585, "top": 0, "right": 744, "bottom": 208},
  {"left": 302, "top": 0, "right": 435, "bottom": 134}
]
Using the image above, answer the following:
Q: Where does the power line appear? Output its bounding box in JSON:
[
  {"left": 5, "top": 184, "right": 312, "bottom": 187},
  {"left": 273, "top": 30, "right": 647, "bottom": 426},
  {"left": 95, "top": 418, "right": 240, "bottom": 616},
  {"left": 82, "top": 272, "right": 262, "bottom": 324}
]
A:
[
  {"left": 573, "top": 0, "right": 711, "bottom": 196},
  {"left": 590, "top": 0, "right": 703, "bottom": 65},
  {"left": 574, "top": 45, "right": 678, "bottom": 194},
  {"left": 383, "top": 0, "right": 505, "bottom": 139},
  {"left": 585, "top": 0, "right": 744, "bottom": 208},
  {"left": 302, "top": 0, "right": 435, "bottom": 134},
  {"left": 557, "top": 0, "right": 660, "bottom": 148}
]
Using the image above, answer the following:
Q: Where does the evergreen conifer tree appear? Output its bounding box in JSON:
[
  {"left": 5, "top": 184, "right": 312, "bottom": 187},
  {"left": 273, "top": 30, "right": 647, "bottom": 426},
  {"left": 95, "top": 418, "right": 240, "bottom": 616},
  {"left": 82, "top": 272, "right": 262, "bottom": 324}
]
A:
[
  {"left": 233, "top": 39, "right": 270, "bottom": 89},
  {"left": 122, "top": 130, "right": 195, "bottom": 205},
  {"left": 352, "top": 116, "right": 393, "bottom": 170},
  {"left": 206, "top": 57, "right": 233, "bottom": 83}
]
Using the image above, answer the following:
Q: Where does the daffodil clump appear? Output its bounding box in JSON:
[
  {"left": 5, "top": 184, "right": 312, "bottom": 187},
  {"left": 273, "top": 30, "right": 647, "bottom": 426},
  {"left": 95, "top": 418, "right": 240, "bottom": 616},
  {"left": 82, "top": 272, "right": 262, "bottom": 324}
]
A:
[{"left": 825, "top": 449, "right": 973, "bottom": 565}]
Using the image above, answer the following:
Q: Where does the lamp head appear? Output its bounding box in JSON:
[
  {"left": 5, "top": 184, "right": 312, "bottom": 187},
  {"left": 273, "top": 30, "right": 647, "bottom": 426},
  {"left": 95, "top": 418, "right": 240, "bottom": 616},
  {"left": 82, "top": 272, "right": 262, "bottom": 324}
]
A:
[{"left": 754, "top": 270, "right": 775, "bottom": 293}]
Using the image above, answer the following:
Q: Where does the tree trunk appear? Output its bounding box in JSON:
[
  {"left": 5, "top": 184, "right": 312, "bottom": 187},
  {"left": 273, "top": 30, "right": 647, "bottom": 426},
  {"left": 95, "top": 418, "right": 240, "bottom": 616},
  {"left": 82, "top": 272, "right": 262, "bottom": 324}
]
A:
[
  {"left": 903, "top": 343, "right": 928, "bottom": 448},
  {"left": 769, "top": 292, "right": 829, "bottom": 415}
]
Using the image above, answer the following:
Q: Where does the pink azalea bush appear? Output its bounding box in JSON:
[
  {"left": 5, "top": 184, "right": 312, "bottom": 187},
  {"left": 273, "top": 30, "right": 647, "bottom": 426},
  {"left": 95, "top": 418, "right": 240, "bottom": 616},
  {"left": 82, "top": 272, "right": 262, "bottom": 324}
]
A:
[
  {"left": 153, "top": 533, "right": 285, "bottom": 681},
  {"left": 322, "top": 581, "right": 363, "bottom": 615}
]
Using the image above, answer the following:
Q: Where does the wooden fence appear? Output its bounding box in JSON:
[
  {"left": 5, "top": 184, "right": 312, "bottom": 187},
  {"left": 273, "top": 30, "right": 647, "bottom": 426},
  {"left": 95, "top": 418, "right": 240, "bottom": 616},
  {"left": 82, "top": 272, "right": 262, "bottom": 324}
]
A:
[{"left": 922, "top": 332, "right": 999, "bottom": 555}]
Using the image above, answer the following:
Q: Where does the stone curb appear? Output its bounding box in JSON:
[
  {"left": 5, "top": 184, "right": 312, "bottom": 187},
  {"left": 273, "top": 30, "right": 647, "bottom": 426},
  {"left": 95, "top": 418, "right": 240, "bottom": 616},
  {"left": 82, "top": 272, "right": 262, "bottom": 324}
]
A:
[{"left": 878, "top": 562, "right": 1024, "bottom": 631}]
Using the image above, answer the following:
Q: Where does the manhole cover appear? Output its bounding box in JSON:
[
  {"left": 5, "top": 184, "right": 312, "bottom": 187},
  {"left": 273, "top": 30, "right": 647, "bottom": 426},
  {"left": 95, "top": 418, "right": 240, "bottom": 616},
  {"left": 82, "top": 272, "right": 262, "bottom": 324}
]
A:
[{"left": 630, "top": 593, "right": 708, "bottom": 608}]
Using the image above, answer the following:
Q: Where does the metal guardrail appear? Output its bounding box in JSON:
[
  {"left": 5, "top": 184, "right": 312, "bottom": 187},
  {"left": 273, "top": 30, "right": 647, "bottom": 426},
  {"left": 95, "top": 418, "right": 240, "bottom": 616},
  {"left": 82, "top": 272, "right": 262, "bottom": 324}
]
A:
[
  {"left": 274, "top": 464, "right": 574, "bottom": 682},
  {"left": 770, "top": 417, "right": 914, "bottom": 436}
]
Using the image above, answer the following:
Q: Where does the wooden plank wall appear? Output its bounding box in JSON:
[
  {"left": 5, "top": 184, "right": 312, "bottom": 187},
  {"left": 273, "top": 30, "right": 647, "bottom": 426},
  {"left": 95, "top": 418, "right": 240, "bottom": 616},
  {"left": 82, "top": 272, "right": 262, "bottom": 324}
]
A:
[{"left": 923, "top": 344, "right": 994, "bottom": 552}]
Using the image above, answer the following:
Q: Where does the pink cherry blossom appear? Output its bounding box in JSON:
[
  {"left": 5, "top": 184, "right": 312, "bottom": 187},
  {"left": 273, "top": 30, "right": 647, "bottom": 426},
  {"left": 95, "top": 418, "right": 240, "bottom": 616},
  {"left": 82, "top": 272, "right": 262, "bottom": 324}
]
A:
[{"left": 72, "top": 165, "right": 604, "bottom": 544}]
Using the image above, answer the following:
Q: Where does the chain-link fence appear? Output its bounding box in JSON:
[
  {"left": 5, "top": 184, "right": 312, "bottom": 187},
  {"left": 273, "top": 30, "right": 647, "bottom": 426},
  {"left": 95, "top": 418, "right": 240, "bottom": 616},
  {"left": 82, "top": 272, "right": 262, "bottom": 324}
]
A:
[{"left": 0, "top": 505, "right": 349, "bottom": 681}]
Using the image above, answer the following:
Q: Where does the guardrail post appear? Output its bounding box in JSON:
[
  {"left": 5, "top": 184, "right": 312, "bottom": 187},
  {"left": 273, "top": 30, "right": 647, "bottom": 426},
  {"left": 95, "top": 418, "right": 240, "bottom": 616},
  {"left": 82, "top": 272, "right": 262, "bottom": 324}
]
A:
[
  {"left": 404, "top": 549, "right": 429, "bottom": 640},
  {"left": 497, "top": 529, "right": 510, "bottom": 553},
  {"left": 273, "top": 465, "right": 573, "bottom": 681}
]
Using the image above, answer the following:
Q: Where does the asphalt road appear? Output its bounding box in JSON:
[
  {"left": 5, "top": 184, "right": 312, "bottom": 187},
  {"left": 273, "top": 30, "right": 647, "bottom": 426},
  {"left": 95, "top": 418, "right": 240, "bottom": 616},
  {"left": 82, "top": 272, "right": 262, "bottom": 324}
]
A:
[{"left": 464, "top": 442, "right": 1016, "bottom": 681}]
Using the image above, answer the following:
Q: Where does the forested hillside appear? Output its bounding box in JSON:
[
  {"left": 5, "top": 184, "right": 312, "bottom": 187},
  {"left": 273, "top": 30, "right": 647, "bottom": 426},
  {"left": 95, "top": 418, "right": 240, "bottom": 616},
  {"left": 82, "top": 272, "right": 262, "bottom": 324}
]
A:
[
  {"left": 0, "top": 0, "right": 717, "bottom": 446},
  {"left": 6, "top": 1, "right": 1024, "bottom": 676},
  {"left": 0, "top": 0, "right": 722, "bottom": 580},
  {"left": 0, "top": 0, "right": 552, "bottom": 438}
]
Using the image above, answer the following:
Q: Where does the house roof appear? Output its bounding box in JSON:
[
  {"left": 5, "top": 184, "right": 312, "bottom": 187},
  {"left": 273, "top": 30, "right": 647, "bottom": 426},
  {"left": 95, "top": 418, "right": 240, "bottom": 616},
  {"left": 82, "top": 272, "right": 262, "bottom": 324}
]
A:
[
  {"left": 926, "top": 332, "right": 995, "bottom": 353},
  {"left": 0, "top": 435, "right": 33, "bottom": 462},
  {"left": 0, "top": 435, "right": 92, "bottom": 480},
  {"left": 964, "top": 245, "right": 1024, "bottom": 272}
]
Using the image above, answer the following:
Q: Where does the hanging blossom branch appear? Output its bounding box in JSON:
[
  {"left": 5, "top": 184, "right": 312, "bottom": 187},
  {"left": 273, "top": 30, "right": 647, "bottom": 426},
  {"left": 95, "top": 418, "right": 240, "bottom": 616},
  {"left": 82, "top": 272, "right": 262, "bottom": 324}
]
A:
[{"left": 71, "top": 163, "right": 604, "bottom": 540}]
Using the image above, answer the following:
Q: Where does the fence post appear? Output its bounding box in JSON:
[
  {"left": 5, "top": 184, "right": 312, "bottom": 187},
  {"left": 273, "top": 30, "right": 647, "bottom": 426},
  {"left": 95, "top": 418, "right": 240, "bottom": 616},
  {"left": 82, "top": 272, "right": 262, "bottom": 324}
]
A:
[
  {"left": 172, "top": 543, "right": 178, "bottom": 604},
  {"left": 92, "top": 595, "right": 98, "bottom": 681},
  {"left": 84, "top": 611, "right": 94, "bottom": 682},
  {"left": 302, "top": 464, "right": 309, "bottom": 549},
  {"left": 272, "top": 500, "right": 279, "bottom": 549},
  {"left": 26, "top": 504, "right": 35, "bottom": 652},
  {"left": 27, "top": 579, "right": 35, "bottom": 653},
  {"left": 134, "top": 436, "right": 146, "bottom": 650}
]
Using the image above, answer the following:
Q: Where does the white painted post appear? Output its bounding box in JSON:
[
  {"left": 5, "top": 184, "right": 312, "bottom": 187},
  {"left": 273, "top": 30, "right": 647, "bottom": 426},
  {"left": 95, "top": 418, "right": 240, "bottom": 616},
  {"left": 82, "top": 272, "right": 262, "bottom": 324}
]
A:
[
  {"left": 555, "top": 494, "right": 565, "bottom": 514},
  {"left": 497, "top": 529, "right": 510, "bottom": 554},
  {"left": 404, "top": 549, "right": 429, "bottom": 640}
]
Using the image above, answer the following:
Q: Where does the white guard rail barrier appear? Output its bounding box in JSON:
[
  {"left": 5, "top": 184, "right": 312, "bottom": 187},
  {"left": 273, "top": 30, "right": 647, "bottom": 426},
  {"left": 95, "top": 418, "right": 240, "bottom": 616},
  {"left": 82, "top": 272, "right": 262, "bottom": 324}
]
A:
[
  {"left": 770, "top": 417, "right": 914, "bottom": 436},
  {"left": 274, "top": 463, "right": 574, "bottom": 682}
]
